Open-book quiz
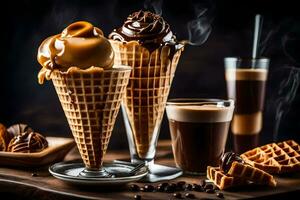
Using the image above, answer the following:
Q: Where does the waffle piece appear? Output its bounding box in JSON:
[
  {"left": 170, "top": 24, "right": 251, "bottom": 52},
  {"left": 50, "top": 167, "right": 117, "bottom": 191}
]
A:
[
  {"left": 227, "top": 161, "right": 277, "bottom": 187},
  {"left": 51, "top": 66, "right": 131, "bottom": 169},
  {"left": 241, "top": 140, "right": 300, "bottom": 174},
  {"left": 207, "top": 166, "right": 247, "bottom": 190},
  {"left": 110, "top": 40, "right": 182, "bottom": 158}
]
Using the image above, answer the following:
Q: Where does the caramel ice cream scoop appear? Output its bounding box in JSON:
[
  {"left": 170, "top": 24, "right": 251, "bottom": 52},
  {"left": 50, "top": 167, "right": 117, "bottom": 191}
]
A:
[{"left": 38, "top": 21, "right": 114, "bottom": 84}]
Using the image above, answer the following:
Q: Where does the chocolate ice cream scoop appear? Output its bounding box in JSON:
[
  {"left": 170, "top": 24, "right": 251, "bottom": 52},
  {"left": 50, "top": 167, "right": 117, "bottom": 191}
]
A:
[
  {"left": 109, "top": 10, "right": 177, "bottom": 51},
  {"left": 7, "top": 131, "right": 48, "bottom": 153},
  {"left": 37, "top": 21, "right": 114, "bottom": 84},
  {"left": 220, "top": 152, "right": 244, "bottom": 173}
]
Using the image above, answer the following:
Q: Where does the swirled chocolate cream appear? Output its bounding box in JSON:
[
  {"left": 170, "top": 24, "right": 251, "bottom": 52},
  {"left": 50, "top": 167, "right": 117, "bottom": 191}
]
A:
[
  {"left": 37, "top": 21, "right": 114, "bottom": 84},
  {"left": 109, "top": 10, "right": 182, "bottom": 54}
]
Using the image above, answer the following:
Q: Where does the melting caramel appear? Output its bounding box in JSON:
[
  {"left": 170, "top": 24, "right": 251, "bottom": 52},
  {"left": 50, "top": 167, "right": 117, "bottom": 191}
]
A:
[{"left": 37, "top": 21, "right": 114, "bottom": 84}]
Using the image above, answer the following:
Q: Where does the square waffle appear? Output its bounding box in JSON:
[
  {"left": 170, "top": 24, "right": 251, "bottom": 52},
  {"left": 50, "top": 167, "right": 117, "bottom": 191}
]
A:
[
  {"left": 207, "top": 166, "right": 247, "bottom": 190},
  {"left": 241, "top": 140, "right": 300, "bottom": 174}
]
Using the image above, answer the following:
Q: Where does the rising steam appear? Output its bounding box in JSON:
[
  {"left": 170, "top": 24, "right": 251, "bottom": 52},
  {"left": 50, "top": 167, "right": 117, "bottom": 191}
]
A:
[
  {"left": 272, "top": 67, "right": 300, "bottom": 141},
  {"left": 185, "top": 4, "right": 213, "bottom": 46},
  {"left": 144, "top": 0, "right": 163, "bottom": 15}
]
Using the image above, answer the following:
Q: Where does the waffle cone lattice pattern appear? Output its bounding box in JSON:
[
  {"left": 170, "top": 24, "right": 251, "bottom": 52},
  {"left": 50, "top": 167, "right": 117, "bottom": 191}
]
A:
[
  {"left": 51, "top": 69, "right": 130, "bottom": 169},
  {"left": 241, "top": 140, "right": 300, "bottom": 174},
  {"left": 111, "top": 41, "right": 182, "bottom": 158}
]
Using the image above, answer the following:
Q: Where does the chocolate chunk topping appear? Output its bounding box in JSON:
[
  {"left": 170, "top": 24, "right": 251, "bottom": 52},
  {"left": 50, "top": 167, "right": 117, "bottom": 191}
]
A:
[{"left": 220, "top": 152, "right": 244, "bottom": 173}]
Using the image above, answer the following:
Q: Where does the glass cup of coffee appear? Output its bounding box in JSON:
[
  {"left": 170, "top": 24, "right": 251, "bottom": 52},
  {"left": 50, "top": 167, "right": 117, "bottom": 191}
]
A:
[
  {"left": 166, "top": 98, "right": 234, "bottom": 174},
  {"left": 224, "top": 57, "right": 269, "bottom": 154}
]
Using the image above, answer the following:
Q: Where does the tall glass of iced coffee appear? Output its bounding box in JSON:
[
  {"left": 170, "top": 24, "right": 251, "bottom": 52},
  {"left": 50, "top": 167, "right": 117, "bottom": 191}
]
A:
[{"left": 225, "top": 57, "right": 269, "bottom": 154}]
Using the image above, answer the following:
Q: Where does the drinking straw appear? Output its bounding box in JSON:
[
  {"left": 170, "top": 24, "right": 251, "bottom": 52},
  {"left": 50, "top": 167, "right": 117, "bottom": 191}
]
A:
[{"left": 252, "top": 14, "right": 263, "bottom": 59}]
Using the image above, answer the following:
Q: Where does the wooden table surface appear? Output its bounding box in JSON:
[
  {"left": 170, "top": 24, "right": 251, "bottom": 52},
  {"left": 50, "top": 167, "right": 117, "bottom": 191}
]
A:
[{"left": 1, "top": 140, "right": 300, "bottom": 200}]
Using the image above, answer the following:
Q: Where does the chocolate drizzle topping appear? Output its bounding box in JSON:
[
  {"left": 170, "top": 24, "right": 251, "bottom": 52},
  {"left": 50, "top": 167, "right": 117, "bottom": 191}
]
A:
[
  {"left": 109, "top": 10, "right": 183, "bottom": 56},
  {"left": 220, "top": 152, "right": 244, "bottom": 173}
]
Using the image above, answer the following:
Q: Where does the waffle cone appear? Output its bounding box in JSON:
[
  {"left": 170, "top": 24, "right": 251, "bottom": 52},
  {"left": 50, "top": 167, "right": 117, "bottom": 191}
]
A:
[
  {"left": 51, "top": 66, "right": 131, "bottom": 169},
  {"left": 110, "top": 40, "right": 183, "bottom": 158}
]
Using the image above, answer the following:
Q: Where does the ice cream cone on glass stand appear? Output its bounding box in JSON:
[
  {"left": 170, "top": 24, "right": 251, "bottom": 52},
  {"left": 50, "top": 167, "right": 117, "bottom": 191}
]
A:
[
  {"left": 109, "top": 11, "right": 184, "bottom": 182},
  {"left": 37, "top": 21, "right": 131, "bottom": 177}
]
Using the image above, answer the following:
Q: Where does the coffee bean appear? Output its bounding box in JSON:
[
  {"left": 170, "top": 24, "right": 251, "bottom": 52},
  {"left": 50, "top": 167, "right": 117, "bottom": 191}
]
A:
[
  {"left": 192, "top": 184, "right": 203, "bottom": 192},
  {"left": 216, "top": 192, "right": 224, "bottom": 198},
  {"left": 173, "top": 192, "right": 182, "bottom": 198},
  {"left": 185, "top": 193, "right": 195, "bottom": 198},
  {"left": 31, "top": 173, "right": 38, "bottom": 177},
  {"left": 139, "top": 187, "right": 145, "bottom": 192},
  {"left": 156, "top": 185, "right": 164, "bottom": 192},
  {"left": 176, "top": 181, "right": 186, "bottom": 190},
  {"left": 199, "top": 179, "right": 206, "bottom": 187},
  {"left": 159, "top": 182, "right": 169, "bottom": 188},
  {"left": 165, "top": 185, "right": 175, "bottom": 193},
  {"left": 184, "top": 184, "right": 192, "bottom": 191},
  {"left": 134, "top": 194, "right": 142, "bottom": 200},
  {"left": 205, "top": 188, "right": 215, "bottom": 193},
  {"left": 144, "top": 184, "right": 154, "bottom": 192},
  {"left": 129, "top": 184, "right": 140, "bottom": 192},
  {"left": 204, "top": 184, "right": 213, "bottom": 190}
]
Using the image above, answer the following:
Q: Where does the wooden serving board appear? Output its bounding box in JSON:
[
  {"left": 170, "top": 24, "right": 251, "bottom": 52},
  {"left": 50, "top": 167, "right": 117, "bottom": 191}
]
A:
[
  {"left": 0, "top": 140, "right": 300, "bottom": 199},
  {"left": 0, "top": 137, "right": 75, "bottom": 167}
]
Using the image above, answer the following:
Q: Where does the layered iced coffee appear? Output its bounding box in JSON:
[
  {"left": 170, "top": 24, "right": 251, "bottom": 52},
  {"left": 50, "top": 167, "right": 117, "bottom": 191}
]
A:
[
  {"left": 225, "top": 58, "right": 269, "bottom": 153},
  {"left": 166, "top": 99, "right": 234, "bottom": 173}
]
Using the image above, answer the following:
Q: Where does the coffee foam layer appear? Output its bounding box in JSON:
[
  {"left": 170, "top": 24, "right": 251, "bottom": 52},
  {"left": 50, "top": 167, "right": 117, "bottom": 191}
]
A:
[
  {"left": 166, "top": 104, "right": 234, "bottom": 123},
  {"left": 226, "top": 69, "right": 268, "bottom": 81}
]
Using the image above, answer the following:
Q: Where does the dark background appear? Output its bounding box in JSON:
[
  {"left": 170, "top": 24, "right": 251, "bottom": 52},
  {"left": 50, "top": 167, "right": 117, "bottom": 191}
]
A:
[{"left": 1, "top": 0, "right": 300, "bottom": 150}]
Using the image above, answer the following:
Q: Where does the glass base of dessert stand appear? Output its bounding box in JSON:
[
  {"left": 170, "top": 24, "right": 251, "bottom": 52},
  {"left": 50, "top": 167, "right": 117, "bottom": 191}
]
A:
[{"left": 114, "top": 160, "right": 182, "bottom": 182}]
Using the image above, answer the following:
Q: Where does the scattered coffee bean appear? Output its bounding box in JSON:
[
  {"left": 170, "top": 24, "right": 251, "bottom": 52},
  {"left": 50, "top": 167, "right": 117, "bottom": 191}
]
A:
[
  {"left": 165, "top": 185, "right": 175, "bottom": 193},
  {"left": 185, "top": 193, "right": 195, "bottom": 198},
  {"left": 216, "top": 192, "right": 224, "bottom": 198},
  {"left": 139, "top": 187, "right": 145, "bottom": 192},
  {"left": 204, "top": 184, "right": 213, "bottom": 190},
  {"left": 144, "top": 184, "right": 155, "bottom": 192},
  {"left": 199, "top": 179, "right": 206, "bottom": 187},
  {"left": 173, "top": 192, "right": 182, "bottom": 198},
  {"left": 192, "top": 184, "right": 203, "bottom": 192},
  {"left": 134, "top": 194, "right": 142, "bottom": 200},
  {"left": 156, "top": 185, "right": 164, "bottom": 192},
  {"left": 31, "top": 172, "right": 38, "bottom": 177},
  {"left": 159, "top": 182, "right": 169, "bottom": 188},
  {"left": 205, "top": 188, "right": 215, "bottom": 193},
  {"left": 129, "top": 184, "right": 140, "bottom": 192},
  {"left": 184, "top": 184, "right": 192, "bottom": 191}
]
